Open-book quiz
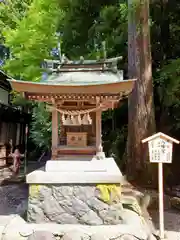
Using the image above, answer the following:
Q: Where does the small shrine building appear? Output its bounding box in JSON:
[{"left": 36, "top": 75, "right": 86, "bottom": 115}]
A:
[{"left": 9, "top": 57, "right": 135, "bottom": 160}]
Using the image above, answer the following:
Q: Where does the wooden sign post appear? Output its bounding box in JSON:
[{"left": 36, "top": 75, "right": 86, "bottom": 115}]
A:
[{"left": 142, "top": 132, "right": 179, "bottom": 240}]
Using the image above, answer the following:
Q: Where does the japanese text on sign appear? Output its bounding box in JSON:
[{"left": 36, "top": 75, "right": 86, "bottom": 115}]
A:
[{"left": 148, "top": 138, "right": 172, "bottom": 163}]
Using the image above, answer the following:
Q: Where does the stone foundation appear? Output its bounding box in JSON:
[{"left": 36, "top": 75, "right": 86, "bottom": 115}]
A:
[
  {"left": 27, "top": 184, "right": 124, "bottom": 225},
  {"left": 0, "top": 214, "right": 156, "bottom": 240}
]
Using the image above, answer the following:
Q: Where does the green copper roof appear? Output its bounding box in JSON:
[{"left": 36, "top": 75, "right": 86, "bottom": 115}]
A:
[{"left": 40, "top": 71, "right": 124, "bottom": 86}]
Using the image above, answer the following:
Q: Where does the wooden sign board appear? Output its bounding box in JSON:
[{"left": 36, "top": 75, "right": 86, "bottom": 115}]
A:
[
  {"left": 142, "top": 132, "right": 179, "bottom": 164},
  {"left": 142, "top": 132, "right": 179, "bottom": 240},
  {"left": 148, "top": 138, "right": 173, "bottom": 164}
]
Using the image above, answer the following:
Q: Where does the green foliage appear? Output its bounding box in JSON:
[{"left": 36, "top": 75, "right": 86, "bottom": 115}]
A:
[
  {"left": 156, "top": 59, "right": 180, "bottom": 107},
  {"left": 10, "top": 91, "right": 32, "bottom": 109},
  {"left": 103, "top": 126, "right": 128, "bottom": 168},
  {"left": 0, "top": 0, "right": 32, "bottom": 41},
  {"left": 30, "top": 103, "right": 52, "bottom": 151},
  {"left": 60, "top": 0, "right": 120, "bottom": 58},
  {"left": 2, "top": 0, "right": 64, "bottom": 81},
  {"left": 150, "top": 0, "right": 180, "bottom": 68},
  {"left": 154, "top": 58, "right": 180, "bottom": 131},
  {"left": 88, "top": 3, "right": 128, "bottom": 59}
]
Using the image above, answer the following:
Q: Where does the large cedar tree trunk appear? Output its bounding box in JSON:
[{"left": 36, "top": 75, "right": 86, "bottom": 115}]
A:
[{"left": 127, "top": 0, "right": 156, "bottom": 186}]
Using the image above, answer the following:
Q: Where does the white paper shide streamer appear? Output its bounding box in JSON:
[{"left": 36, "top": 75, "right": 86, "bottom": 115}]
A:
[{"left": 47, "top": 104, "right": 105, "bottom": 126}]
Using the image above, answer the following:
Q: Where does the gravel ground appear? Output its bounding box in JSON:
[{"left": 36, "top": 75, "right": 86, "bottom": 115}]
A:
[
  {"left": 150, "top": 210, "right": 180, "bottom": 239},
  {"left": 0, "top": 161, "right": 43, "bottom": 215},
  {"left": 0, "top": 183, "right": 28, "bottom": 215},
  {"left": 143, "top": 189, "right": 180, "bottom": 240}
]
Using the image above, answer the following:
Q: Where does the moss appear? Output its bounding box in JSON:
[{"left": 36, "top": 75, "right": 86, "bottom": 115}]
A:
[
  {"left": 29, "top": 184, "right": 40, "bottom": 198},
  {"left": 96, "top": 184, "right": 121, "bottom": 203}
]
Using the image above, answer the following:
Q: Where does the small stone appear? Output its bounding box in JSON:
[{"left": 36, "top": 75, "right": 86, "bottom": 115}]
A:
[
  {"left": 27, "top": 204, "right": 45, "bottom": 223},
  {"left": 39, "top": 185, "right": 52, "bottom": 200},
  {"left": 28, "top": 197, "right": 41, "bottom": 207},
  {"left": 61, "top": 231, "right": 89, "bottom": 240},
  {"left": 19, "top": 225, "right": 34, "bottom": 237},
  {"left": 55, "top": 236, "right": 61, "bottom": 240},
  {"left": 171, "top": 197, "right": 180, "bottom": 210},
  {"left": 43, "top": 196, "right": 65, "bottom": 218},
  {"left": 53, "top": 186, "right": 73, "bottom": 200},
  {"left": 27, "top": 231, "right": 55, "bottom": 240},
  {"left": 90, "top": 233, "right": 109, "bottom": 240},
  {"left": 86, "top": 197, "right": 109, "bottom": 211},
  {"left": 79, "top": 210, "right": 103, "bottom": 225},
  {"left": 60, "top": 196, "right": 89, "bottom": 217},
  {"left": 16, "top": 199, "right": 28, "bottom": 216},
  {"left": 119, "top": 235, "right": 138, "bottom": 240},
  {"left": 56, "top": 212, "right": 78, "bottom": 224},
  {"left": 147, "top": 234, "right": 157, "bottom": 240},
  {"left": 73, "top": 186, "right": 95, "bottom": 201},
  {"left": 99, "top": 208, "right": 123, "bottom": 224}
]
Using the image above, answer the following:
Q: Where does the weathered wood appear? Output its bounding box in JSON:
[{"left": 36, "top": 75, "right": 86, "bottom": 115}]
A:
[
  {"left": 51, "top": 107, "right": 59, "bottom": 159},
  {"left": 57, "top": 146, "right": 96, "bottom": 156},
  {"left": 127, "top": 0, "right": 156, "bottom": 184},
  {"left": 96, "top": 110, "right": 103, "bottom": 153},
  {"left": 27, "top": 93, "right": 125, "bottom": 103},
  {"left": 67, "top": 132, "right": 87, "bottom": 147}
]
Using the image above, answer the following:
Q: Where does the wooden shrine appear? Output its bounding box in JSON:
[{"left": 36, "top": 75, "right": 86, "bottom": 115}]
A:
[{"left": 9, "top": 57, "right": 136, "bottom": 160}]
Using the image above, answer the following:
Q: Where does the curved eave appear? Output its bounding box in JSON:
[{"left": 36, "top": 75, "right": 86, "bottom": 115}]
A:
[{"left": 9, "top": 79, "right": 136, "bottom": 95}]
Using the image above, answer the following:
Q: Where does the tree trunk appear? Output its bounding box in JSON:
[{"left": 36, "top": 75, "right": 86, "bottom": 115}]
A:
[{"left": 127, "top": 0, "right": 156, "bottom": 186}]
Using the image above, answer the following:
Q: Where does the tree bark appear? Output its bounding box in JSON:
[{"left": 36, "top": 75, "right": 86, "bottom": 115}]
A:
[{"left": 127, "top": 0, "right": 156, "bottom": 186}]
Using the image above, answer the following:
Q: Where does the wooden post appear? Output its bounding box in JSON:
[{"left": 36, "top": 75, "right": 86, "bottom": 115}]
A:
[
  {"left": 96, "top": 110, "right": 103, "bottom": 153},
  {"left": 158, "top": 162, "right": 165, "bottom": 239},
  {"left": 16, "top": 123, "right": 21, "bottom": 146},
  {"left": 142, "top": 132, "right": 180, "bottom": 240},
  {"left": 52, "top": 107, "right": 58, "bottom": 159}
]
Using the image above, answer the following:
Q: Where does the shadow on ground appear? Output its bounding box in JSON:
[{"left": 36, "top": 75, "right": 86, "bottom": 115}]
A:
[
  {"left": 0, "top": 161, "right": 46, "bottom": 216},
  {"left": 149, "top": 208, "right": 180, "bottom": 232},
  {"left": 0, "top": 183, "right": 28, "bottom": 215}
]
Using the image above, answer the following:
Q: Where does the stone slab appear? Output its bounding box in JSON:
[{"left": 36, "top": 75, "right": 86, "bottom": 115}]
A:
[
  {"left": 27, "top": 231, "right": 56, "bottom": 240},
  {"left": 23, "top": 224, "right": 148, "bottom": 240},
  {"left": 26, "top": 171, "right": 125, "bottom": 184},
  {"left": 0, "top": 223, "right": 152, "bottom": 240},
  {"left": 27, "top": 158, "right": 125, "bottom": 184},
  {"left": 45, "top": 158, "right": 121, "bottom": 174}
]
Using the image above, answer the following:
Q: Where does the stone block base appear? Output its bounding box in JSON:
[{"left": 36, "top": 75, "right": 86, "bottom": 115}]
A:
[{"left": 27, "top": 184, "right": 124, "bottom": 225}]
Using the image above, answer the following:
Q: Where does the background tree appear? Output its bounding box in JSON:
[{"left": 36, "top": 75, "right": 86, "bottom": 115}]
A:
[
  {"left": 30, "top": 103, "right": 52, "bottom": 151},
  {"left": 0, "top": 0, "right": 32, "bottom": 39},
  {"left": 60, "top": 0, "right": 119, "bottom": 58},
  {"left": 2, "top": 0, "right": 64, "bottom": 81},
  {"left": 127, "top": 0, "right": 156, "bottom": 185},
  {"left": 0, "top": 0, "right": 31, "bottom": 64}
]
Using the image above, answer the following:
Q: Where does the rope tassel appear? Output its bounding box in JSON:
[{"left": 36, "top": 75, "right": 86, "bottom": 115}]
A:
[
  {"left": 87, "top": 113, "right": 92, "bottom": 125},
  {"left": 78, "top": 114, "right": 82, "bottom": 125}
]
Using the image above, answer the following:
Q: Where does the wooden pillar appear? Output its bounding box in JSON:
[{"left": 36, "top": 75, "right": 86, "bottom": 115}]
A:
[
  {"left": 52, "top": 107, "right": 58, "bottom": 159},
  {"left": 96, "top": 110, "right": 103, "bottom": 153},
  {"left": 16, "top": 123, "right": 21, "bottom": 146}
]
